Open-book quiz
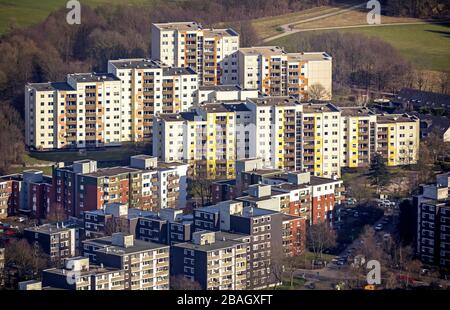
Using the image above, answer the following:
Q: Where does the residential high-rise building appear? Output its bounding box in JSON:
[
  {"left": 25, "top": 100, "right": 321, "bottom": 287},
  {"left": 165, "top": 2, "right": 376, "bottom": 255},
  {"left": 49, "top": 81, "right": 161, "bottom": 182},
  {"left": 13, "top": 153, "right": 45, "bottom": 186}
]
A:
[
  {"left": 82, "top": 233, "right": 170, "bottom": 290},
  {"left": 25, "top": 73, "right": 122, "bottom": 150},
  {"left": 151, "top": 22, "right": 240, "bottom": 86},
  {"left": 25, "top": 59, "right": 198, "bottom": 150},
  {"left": 107, "top": 59, "right": 198, "bottom": 142},
  {"left": 416, "top": 172, "right": 450, "bottom": 267},
  {"left": 153, "top": 103, "right": 237, "bottom": 179},
  {"left": 238, "top": 46, "right": 332, "bottom": 100},
  {"left": 170, "top": 231, "right": 249, "bottom": 290},
  {"left": 246, "top": 97, "right": 300, "bottom": 171},
  {"left": 374, "top": 114, "right": 420, "bottom": 166}
]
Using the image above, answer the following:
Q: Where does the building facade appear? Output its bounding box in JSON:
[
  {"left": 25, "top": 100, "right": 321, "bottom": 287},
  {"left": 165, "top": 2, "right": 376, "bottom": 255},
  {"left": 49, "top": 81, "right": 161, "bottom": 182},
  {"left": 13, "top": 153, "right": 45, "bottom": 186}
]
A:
[
  {"left": 151, "top": 22, "right": 240, "bottom": 86},
  {"left": 238, "top": 46, "right": 332, "bottom": 100}
]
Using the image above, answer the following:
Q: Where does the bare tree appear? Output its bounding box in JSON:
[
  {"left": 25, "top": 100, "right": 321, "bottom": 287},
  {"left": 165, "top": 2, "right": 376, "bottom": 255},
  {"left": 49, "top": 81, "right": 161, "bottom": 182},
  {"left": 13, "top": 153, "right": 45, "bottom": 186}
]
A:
[
  {"left": 306, "top": 83, "right": 330, "bottom": 101},
  {"left": 104, "top": 217, "right": 130, "bottom": 235},
  {"left": 46, "top": 202, "right": 68, "bottom": 223},
  {"left": 170, "top": 275, "right": 202, "bottom": 290},
  {"left": 189, "top": 177, "right": 213, "bottom": 207},
  {"left": 307, "top": 222, "right": 336, "bottom": 260},
  {"left": 4, "top": 239, "right": 49, "bottom": 288}
]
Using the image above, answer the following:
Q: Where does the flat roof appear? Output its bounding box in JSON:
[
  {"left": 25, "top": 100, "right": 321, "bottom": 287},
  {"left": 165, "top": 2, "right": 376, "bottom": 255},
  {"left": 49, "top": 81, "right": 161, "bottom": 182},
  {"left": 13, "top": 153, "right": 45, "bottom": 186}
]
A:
[
  {"left": 248, "top": 96, "right": 300, "bottom": 107},
  {"left": 310, "top": 176, "right": 342, "bottom": 186},
  {"left": 199, "top": 84, "right": 242, "bottom": 92},
  {"left": 68, "top": 73, "right": 120, "bottom": 83},
  {"left": 27, "top": 82, "right": 74, "bottom": 92},
  {"left": 109, "top": 58, "right": 163, "bottom": 69},
  {"left": 84, "top": 236, "right": 168, "bottom": 255},
  {"left": 287, "top": 52, "right": 332, "bottom": 62},
  {"left": 163, "top": 67, "right": 196, "bottom": 76},
  {"left": 239, "top": 46, "right": 285, "bottom": 56},
  {"left": 25, "top": 224, "right": 73, "bottom": 235},
  {"left": 153, "top": 21, "right": 202, "bottom": 31},
  {"left": 83, "top": 167, "right": 140, "bottom": 178},
  {"left": 301, "top": 102, "right": 340, "bottom": 113},
  {"left": 339, "top": 106, "right": 375, "bottom": 117},
  {"left": 376, "top": 114, "right": 418, "bottom": 124}
]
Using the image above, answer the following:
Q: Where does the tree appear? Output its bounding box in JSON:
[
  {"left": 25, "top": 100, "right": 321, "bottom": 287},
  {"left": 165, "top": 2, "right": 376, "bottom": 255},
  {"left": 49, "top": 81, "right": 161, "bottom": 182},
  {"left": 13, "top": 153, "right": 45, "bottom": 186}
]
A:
[
  {"left": 170, "top": 275, "right": 202, "bottom": 290},
  {"left": 46, "top": 202, "right": 68, "bottom": 223},
  {"left": 4, "top": 239, "right": 49, "bottom": 288},
  {"left": 306, "top": 83, "right": 330, "bottom": 101},
  {"left": 307, "top": 222, "right": 336, "bottom": 260},
  {"left": 104, "top": 217, "right": 130, "bottom": 235},
  {"left": 283, "top": 255, "right": 304, "bottom": 288},
  {"left": 189, "top": 177, "right": 213, "bottom": 207},
  {"left": 369, "top": 153, "right": 390, "bottom": 192}
]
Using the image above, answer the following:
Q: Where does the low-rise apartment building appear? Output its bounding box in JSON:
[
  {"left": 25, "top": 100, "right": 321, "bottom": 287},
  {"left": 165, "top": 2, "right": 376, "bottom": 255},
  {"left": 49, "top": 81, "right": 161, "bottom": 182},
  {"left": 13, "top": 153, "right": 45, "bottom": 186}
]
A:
[
  {"left": 82, "top": 233, "right": 170, "bottom": 290},
  {"left": 170, "top": 231, "right": 248, "bottom": 290},
  {"left": 151, "top": 22, "right": 240, "bottom": 86},
  {"left": 42, "top": 256, "right": 126, "bottom": 290},
  {"left": 238, "top": 46, "right": 332, "bottom": 100},
  {"left": 24, "top": 224, "right": 76, "bottom": 261}
]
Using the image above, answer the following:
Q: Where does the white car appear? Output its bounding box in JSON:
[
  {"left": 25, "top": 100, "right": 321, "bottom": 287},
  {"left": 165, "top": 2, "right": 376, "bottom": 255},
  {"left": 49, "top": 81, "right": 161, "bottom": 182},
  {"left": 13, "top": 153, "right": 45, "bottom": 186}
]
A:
[{"left": 374, "top": 224, "right": 383, "bottom": 231}]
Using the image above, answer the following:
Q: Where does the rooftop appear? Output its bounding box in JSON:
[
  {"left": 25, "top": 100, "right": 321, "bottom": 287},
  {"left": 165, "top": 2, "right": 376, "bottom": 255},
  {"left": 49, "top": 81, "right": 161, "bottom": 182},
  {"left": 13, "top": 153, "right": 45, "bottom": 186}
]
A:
[
  {"left": 27, "top": 82, "right": 74, "bottom": 92},
  {"left": 287, "top": 52, "right": 332, "bottom": 62},
  {"left": 153, "top": 21, "right": 202, "bottom": 31},
  {"left": 199, "top": 84, "right": 242, "bottom": 92},
  {"left": 301, "top": 102, "right": 340, "bottom": 113},
  {"left": 239, "top": 46, "right": 285, "bottom": 56},
  {"left": 339, "top": 106, "right": 375, "bottom": 117},
  {"left": 163, "top": 67, "right": 196, "bottom": 76},
  {"left": 108, "top": 58, "right": 163, "bottom": 69},
  {"left": 248, "top": 96, "right": 300, "bottom": 107},
  {"left": 83, "top": 167, "right": 140, "bottom": 178},
  {"left": 84, "top": 236, "right": 168, "bottom": 255},
  {"left": 173, "top": 231, "right": 247, "bottom": 252},
  {"left": 25, "top": 224, "right": 73, "bottom": 235},
  {"left": 68, "top": 73, "right": 120, "bottom": 83},
  {"left": 376, "top": 113, "right": 418, "bottom": 124}
]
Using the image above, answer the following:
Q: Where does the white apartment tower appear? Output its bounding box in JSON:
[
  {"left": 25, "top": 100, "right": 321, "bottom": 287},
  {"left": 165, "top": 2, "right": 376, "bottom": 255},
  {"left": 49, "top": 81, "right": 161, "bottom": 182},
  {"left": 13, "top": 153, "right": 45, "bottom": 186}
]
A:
[
  {"left": 238, "top": 46, "right": 332, "bottom": 100},
  {"left": 151, "top": 21, "right": 240, "bottom": 86}
]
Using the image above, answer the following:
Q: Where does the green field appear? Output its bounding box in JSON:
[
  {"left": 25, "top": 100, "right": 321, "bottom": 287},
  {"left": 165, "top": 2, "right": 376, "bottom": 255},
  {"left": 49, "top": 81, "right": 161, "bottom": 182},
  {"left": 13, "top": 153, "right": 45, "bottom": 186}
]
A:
[
  {"left": 269, "top": 23, "right": 450, "bottom": 72},
  {"left": 0, "top": 0, "right": 161, "bottom": 34}
]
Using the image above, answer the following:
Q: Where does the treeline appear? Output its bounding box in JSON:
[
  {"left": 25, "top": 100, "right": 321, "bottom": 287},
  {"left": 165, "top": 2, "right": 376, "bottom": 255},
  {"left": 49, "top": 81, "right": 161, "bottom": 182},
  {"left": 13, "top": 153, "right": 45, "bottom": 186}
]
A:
[
  {"left": 0, "top": 103, "right": 25, "bottom": 174},
  {"left": 382, "top": 0, "right": 450, "bottom": 18},
  {"left": 282, "top": 32, "right": 414, "bottom": 94}
]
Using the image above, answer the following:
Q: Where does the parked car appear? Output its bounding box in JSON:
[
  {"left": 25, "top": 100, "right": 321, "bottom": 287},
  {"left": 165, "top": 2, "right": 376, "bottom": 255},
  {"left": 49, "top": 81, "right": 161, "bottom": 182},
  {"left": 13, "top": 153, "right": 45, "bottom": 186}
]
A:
[{"left": 374, "top": 224, "right": 383, "bottom": 231}]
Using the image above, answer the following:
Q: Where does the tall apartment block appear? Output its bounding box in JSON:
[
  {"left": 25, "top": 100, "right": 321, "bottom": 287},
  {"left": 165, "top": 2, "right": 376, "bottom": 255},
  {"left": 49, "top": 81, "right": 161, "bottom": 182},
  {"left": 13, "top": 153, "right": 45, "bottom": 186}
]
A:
[
  {"left": 24, "top": 223, "right": 76, "bottom": 261},
  {"left": 53, "top": 155, "right": 188, "bottom": 217},
  {"left": 193, "top": 202, "right": 285, "bottom": 289},
  {"left": 416, "top": 172, "right": 450, "bottom": 267},
  {"left": 170, "top": 231, "right": 248, "bottom": 290},
  {"left": 42, "top": 256, "right": 126, "bottom": 290},
  {"left": 374, "top": 114, "right": 420, "bottom": 166},
  {"left": 107, "top": 59, "right": 198, "bottom": 142},
  {"left": 25, "top": 73, "right": 122, "bottom": 150},
  {"left": 153, "top": 104, "right": 237, "bottom": 179},
  {"left": 238, "top": 46, "right": 332, "bottom": 100},
  {"left": 25, "top": 59, "right": 198, "bottom": 150},
  {"left": 82, "top": 233, "right": 170, "bottom": 290},
  {"left": 151, "top": 21, "right": 240, "bottom": 86}
]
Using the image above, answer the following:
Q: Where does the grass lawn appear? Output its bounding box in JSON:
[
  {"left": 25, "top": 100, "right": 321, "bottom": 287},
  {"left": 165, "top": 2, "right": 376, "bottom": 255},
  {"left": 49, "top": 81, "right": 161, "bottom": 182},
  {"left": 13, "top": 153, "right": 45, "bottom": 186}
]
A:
[
  {"left": 275, "top": 276, "right": 307, "bottom": 290},
  {"left": 0, "top": 0, "right": 161, "bottom": 34},
  {"left": 269, "top": 23, "right": 450, "bottom": 72},
  {"left": 250, "top": 6, "right": 339, "bottom": 40},
  {"left": 28, "top": 144, "right": 149, "bottom": 163}
]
